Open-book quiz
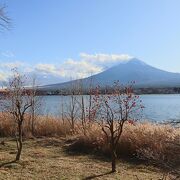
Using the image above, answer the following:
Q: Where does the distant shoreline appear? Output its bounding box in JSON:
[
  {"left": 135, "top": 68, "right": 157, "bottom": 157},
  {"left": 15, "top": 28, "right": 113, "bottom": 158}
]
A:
[
  {"left": 35, "top": 87, "right": 180, "bottom": 95},
  {"left": 1, "top": 87, "right": 180, "bottom": 96}
]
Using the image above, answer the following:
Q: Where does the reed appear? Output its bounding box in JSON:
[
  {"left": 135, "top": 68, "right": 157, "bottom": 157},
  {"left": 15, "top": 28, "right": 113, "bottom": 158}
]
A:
[{"left": 0, "top": 113, "right": 179, "bottom": 167}]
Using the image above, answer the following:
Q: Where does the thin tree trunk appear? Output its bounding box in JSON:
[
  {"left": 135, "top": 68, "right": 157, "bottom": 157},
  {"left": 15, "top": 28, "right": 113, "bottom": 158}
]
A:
[
  {"left": 111, "top": 125, "right": 117, "bottom": 173},
  {"left": 31, "top": 110, "right": 35, "bottom": 136},
  {"left": 16, "top": 122, "right": 23, "bottom": 161},
  {"left": 111, "top": 148, "right": 117, "bottom": 172}
]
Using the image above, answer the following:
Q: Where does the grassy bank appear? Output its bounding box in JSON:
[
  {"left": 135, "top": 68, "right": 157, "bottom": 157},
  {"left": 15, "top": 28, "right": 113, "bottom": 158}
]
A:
[
  {"left": 0, "top": 137, "right": 171, "bottom": 180},
  {"left": 0, "top": 113, "right": 179, "bottom": 179}
]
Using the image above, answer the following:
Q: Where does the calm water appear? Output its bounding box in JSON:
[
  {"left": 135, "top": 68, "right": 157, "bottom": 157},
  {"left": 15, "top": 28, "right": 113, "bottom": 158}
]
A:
[{"left": 40, "top": 94, "right": 180, "bottom": 122}]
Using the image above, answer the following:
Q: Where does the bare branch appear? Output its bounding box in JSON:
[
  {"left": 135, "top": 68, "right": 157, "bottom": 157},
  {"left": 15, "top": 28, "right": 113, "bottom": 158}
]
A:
[{"left": 0, "top": 5, "right": 11, "bottom": 31}]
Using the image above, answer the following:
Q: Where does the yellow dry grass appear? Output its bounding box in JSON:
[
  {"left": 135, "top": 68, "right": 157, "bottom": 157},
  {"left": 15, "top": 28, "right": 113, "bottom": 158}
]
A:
[
  {"left": 0, "top": 137, "right": 169, "bottom": 180},
  {"left": 0, "top": 113, "right": 179, "bottom": 179}
]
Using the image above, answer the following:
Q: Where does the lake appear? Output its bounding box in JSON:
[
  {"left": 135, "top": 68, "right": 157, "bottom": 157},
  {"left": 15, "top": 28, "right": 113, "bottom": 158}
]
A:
[{"left": 39, "top": 94, "right": 180, "bottom": 122}]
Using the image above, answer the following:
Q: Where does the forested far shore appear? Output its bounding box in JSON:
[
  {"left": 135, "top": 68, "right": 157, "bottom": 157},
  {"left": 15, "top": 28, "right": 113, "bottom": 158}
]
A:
[
  {"left": 2, "top": 84, "right": 180, "bottom": 96},
  {"left": 25, "top": 87, "right": 180, "bottom": 95}
]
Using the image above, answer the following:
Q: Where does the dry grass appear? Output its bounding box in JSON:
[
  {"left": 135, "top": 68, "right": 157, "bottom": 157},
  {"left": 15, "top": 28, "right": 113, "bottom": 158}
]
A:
[
  {"left": 0, "top": 113, "right": 180, "bottom": 177},
  {"left": 0, "top": 113, "right": 72, "bottom": 137},
  {"left": 0, "top": 137, "right": 170, "bottom": 180},
  {"left": 67, "top": 122, "right": 180, "bottom": 170},
  {"left": 121, "top": 123, "right": 180, "bottom": 167},
  {"left": 32, "top": 116, "right": 72, "bottom": 137}
]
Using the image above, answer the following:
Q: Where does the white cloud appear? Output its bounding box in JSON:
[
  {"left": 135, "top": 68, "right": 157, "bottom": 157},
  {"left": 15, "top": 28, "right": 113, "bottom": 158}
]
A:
[
  {"left": 0, "top": 71, "right": 8, "bottom": 81},
  {"left": 63, "top": 59, "right": 102, "bottom": 77},
  {"left": 35, "top": 63, "right": 66, "bottom": 77},
  {"left": 0, "top": 61, "right": 24, "bottom": 83},
  {"left": 23, "top": 67, "right": 34, "bottom": 73},
  {"left": 0, "top": 53, "right": 133, "bottom": 84},
  {"left": 35, "top": 59, "right": 103, "bottom": 79},
  {"left": 57, "top": 53, "right": 132, "bottom": 78},
  {"left": 0, "top": 61, "right": 24, "bottom": 69},
  {"left": 35, "top": 64, "right": 57, "bottom": 74},
  {"left": 80, "top": 53, "right": 133, "bottom": 64}
]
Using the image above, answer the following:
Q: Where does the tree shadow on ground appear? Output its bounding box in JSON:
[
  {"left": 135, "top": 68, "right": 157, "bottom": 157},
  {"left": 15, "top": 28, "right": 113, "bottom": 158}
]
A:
[
  {"left": 34, "top": 137, "right": 65, "bottom": 148},
  {"left": 83, "top": 171, "right": 112, "bottom": 180},
  {"left": 0, "top": 160, "right": 17, "bottom": 168},
  {"left": 63, "top": 138, "right": 145, "bottom": 166}
]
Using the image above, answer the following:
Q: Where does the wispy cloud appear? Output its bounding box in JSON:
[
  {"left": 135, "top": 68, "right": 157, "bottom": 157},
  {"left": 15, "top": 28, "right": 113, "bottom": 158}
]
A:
[{"left": 1, "top": 51, "right": 15, "bottom": 58}]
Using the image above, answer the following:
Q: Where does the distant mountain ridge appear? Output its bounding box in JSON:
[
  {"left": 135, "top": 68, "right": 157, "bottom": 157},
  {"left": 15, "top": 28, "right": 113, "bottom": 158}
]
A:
[{"left": 41, "top": 58, "right": 180, "bottom": 91}]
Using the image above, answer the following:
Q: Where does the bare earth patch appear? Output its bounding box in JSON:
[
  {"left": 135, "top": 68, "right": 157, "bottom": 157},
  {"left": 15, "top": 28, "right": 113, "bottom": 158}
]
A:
[{"left": 0, "top": 138, "right": 171, "bottom": 180}]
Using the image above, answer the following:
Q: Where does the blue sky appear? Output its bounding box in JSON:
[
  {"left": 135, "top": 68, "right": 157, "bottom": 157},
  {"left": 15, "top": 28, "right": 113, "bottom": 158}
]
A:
[{"left": 0, "top": 0, "right": 180, "bottom": 84}]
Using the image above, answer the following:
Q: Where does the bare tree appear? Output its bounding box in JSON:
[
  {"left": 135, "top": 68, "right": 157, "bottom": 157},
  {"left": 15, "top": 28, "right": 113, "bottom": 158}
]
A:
[
  {"left": 93, "top": 82, "right": 143, "bottom": 172},
  {"left": 86, "top": 77, "right": 95, "bottom": 123},
  {"left": 65, "top": 81, "right": 79, "bottom": 133},
  {"left": 77, "top": 79, "right": 86, "bottom": 135},
  {"left": 77, "top": 78, "right": 95, "bottom": 135},
  {"left": 28, "top": 76, "right": 42, "bottom": 136},
  {"left": 61, "top": 94, "right": 65, "bottom": 124},
  {"left": 2, "top": 69, "right": 33, "bottom": 161}
]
